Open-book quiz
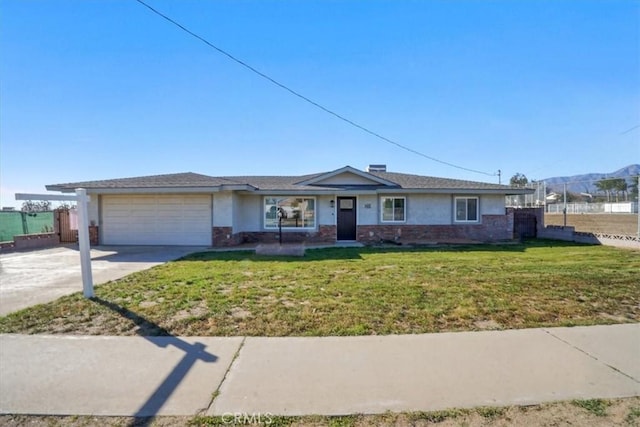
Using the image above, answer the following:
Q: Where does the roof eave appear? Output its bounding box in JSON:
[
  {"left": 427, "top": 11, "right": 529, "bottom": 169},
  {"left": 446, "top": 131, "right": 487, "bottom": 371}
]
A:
[
  {"left": 45, "top": 185, "right": 75, "bottom": 193},
  {"left": 249, "top": 189, "right": 379, "bottom": 196},
  {"left": 44, "top": 185, "right": 254, "bottom": 194},
  {"left": 504, "top": 188, "right": 536, "bottom": 195},
  {"left": 378, "top": 188, "right": 534, "bottom": 195},
  {"left": 247, "top": 188, "right": 530, "bottom": 195}
]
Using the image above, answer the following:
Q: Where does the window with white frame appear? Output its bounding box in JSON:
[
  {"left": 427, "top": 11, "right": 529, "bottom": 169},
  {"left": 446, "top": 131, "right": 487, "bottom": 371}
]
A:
[
  {"left": 264, "top": 197, "right": 316, "bottom": 229},
  {"left": 455, "top": 197, "right": 479, "bottom": 222},
  {"left": 381, "top": 197, "right": 405, "bottom": 222}
]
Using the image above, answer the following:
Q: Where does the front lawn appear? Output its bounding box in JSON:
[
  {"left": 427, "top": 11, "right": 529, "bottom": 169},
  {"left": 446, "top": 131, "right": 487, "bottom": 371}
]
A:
[{"left": 0, "top": 241, "right": 638, "bottom": 336}]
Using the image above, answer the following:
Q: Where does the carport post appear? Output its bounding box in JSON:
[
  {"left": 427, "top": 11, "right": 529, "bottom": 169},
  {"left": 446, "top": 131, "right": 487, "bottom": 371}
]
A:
[{"left": 76, "top": 188, "right": 94, "bottom": 298}]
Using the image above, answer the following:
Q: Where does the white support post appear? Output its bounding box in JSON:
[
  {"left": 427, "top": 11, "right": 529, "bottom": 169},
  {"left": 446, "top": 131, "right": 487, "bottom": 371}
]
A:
[
  {"left": 15, "top": 189, "right": 94, "bottom": 298},
  {"left": 75, "top": 188, "right": 94, "bottom": 298}
]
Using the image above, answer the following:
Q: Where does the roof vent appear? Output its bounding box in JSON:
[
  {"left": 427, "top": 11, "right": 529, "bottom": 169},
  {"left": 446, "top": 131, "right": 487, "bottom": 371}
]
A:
[{"left": 366, "top": 164, "right": 387, "bottom": 172}]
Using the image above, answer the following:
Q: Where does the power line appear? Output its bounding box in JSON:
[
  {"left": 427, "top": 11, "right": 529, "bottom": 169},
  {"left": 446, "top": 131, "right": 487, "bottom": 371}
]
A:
[
  {"left": 620, "top": 124, "right": 640, "bottom": 135},
  {"left": 133, "top": 0, "right": 497, "bottom": 178}
]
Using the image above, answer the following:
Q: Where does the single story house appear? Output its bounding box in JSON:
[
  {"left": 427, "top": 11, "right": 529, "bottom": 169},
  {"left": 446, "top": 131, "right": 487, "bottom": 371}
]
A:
[{"left": 46, "top": 165, "right": 533, "bottom": 247}]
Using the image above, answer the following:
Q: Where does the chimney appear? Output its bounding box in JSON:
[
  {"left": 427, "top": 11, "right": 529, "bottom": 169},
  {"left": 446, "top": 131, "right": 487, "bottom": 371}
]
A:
[{"left": 366, "top": 164, "right": 387, "bottom": 172}]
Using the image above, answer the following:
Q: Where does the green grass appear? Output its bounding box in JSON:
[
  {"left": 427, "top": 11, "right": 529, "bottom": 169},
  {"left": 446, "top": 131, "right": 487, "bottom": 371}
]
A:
[
  {"left": 0, "top": 240, "right": 638, "bottom": 336},
  {"left": 476, "top": 406, "right": 508, "bottom": 419},
  {"left": 626, "top": 406, "right": 640, "bottom": 425}
]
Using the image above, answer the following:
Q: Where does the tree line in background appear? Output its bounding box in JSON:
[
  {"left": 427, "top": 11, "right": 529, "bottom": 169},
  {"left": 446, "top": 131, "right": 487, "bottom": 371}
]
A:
[
  {"left": 594, "top": 178, "right": 635, "bottom": 202},
  {"left": 20, "top": 201, "right": 75, "bottom": 212},
  {"left": 20, "top": 200, "right": 51, "bottom": 212},
  {"left": 510, "top": 173, "right": 639, "bottom": 203}
]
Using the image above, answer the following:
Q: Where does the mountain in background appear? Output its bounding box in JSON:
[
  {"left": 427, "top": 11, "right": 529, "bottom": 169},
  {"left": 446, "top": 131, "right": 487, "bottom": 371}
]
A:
[{"left": 541, "top": 164, "right": 640, "bottom": 195}]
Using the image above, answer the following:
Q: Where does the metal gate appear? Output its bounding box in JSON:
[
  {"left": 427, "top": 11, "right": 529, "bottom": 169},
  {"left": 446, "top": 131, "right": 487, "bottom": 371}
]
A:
[{"left": 513, "top": 208, "right": 538, "bottom": 238}]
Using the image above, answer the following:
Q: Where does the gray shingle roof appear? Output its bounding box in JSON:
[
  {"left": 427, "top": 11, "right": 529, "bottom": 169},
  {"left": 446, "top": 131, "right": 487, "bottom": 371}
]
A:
[
  {"left": 220, "top": 174, "right": 322, "bottom": 191},
  {"left": 370, "top": 171, "right": 511, "bottom": 190},
  {"left": 47, "top": 168, "right": 530, "bottom": 194},
  {"left": 46, "top": 172, "right": 243, "bottom": 190}
]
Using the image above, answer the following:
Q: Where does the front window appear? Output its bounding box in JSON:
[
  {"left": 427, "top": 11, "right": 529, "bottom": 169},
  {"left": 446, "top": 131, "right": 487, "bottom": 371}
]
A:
[
  {"left": 381, "top": 197, "right": 405, "bottom": 222},
  {"left": 455, "top": 197, "right": 478, "bottom": 222},
  {"left": 265, "top": 197, "right": 316, "bottom": 229}
]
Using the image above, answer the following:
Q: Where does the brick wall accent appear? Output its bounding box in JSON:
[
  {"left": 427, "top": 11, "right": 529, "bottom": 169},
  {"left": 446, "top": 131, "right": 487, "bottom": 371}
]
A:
[
  {"left": 314, "top": 225, "right": 338, "bottom": 243},
  {"left": 357, "top": 215, "right": 513, "bottom": 244},
  {"left": 213, "top": 225, "right": 337, "bottom": 247},
  {"left": 213, "top": 217, "right": 514, "bottom": 247},
  {"left": 212, "top": 226, "right": 242, "bottom": 247},
  {"left": 0, "top": 241, "right": 15, "bottom": 250},
  {"left": 89, "top": 226, "right": 99, "bottom": 246},
  {"left": 241, "top": 225, "right": 337, "bottom": 245},
  {"left": 1, "top": 227, "right": 99, "bottom": 252},
  {"left": 59, "top": 226, "right": 100, "bottom": 246},
  {"left": 9, "top": 233, "right": 60, "bottom": 251}
]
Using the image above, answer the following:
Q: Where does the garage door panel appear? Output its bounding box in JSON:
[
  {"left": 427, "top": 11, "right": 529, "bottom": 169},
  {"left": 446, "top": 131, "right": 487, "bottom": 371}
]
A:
[
  {"left": 102, "top": 195, "right": 212, "bottom": 245},
  {"left": 163, "top": 220, "right": 190, "bottom": 229},
  {"left": 156, "top": 203, "right": 187, "bottom": 210},
  {"left": 185, "top": 213, "right": 210, "bottom": 219}
]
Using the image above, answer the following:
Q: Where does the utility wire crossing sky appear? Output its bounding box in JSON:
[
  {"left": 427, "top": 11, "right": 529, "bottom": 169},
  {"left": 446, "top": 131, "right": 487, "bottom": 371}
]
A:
[
  {"left": 135, "top": 0, "right": 498, "bottom": 177},
  {"left": 0, "top": 0, "right": 638, "bottom": 208}
]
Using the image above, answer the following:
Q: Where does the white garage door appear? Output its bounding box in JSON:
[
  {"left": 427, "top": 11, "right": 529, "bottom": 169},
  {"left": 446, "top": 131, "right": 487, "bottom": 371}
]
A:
[{"left": 102, "top": 195, "right": 212, "bottom": 245}]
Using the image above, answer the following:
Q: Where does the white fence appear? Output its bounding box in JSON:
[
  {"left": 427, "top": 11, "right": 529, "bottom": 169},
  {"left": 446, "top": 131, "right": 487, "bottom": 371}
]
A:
[{"left": 545, "top": 202, "right": 638, "bottom": 214}]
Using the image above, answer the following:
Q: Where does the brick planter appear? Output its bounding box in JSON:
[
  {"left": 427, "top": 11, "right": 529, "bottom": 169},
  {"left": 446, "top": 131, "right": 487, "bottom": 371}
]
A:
[
  {"left": 11, "top": 233, "right": 60, "bottom": 251},
  {"left": 213, "top": 225, "right": 337, "bottom": 247}
]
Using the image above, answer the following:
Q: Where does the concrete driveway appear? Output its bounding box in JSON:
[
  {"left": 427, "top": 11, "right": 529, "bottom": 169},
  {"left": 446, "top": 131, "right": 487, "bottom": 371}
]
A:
[{"left": 0, "top": 245, "right": 206, "bottom": 316}]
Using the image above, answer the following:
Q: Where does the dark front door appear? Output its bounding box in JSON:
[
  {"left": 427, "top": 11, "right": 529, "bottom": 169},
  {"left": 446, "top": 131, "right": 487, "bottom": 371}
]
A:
[{"left": 337, "top": 197, "right": 357, "bottom": 240}]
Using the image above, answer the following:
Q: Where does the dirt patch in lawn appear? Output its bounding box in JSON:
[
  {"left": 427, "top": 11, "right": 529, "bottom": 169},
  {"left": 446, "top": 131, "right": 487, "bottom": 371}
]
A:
[{"left": 474, "top": 319, "right": 502, "bottom": 330}]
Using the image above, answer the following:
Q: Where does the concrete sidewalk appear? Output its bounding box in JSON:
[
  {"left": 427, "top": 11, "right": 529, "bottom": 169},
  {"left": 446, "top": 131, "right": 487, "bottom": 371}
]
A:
[{"left": 1, "top": 324, "right": 638, "bottom": 417}]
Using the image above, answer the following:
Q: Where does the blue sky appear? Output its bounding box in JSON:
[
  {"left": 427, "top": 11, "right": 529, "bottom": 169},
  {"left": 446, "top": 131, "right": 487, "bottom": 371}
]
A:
[{"left": 1, "top": 0, "right": 638, "bottom": 207}]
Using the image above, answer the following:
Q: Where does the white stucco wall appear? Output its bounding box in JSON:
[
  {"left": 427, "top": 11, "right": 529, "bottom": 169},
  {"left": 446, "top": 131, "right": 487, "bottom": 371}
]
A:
[
  {"left": 406, "top": 194, "right": 452, "bottom": 225},
  {"left": 317, "top": 195, "right": 335, "bottom": 226},
  {"left": 88, "top": 195, "right": 99, "bottom": 225},
  {"left": 480, "top": 194, "right": 505, "bottom": 215},
  {"left": 363, "top": 194, "right": 453, "bottom": 225},
  {"left": 234, "top": 194, "right": 262, "bottom": 232},
  {"left": 357, "top": 195, "right": 378, "bottom": 225},
  {"left": 358, "top": 194, "right": 506, "bottom": 226},
  {"left": 213, "top": 192, "right": 233, "bottom": 227}
]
